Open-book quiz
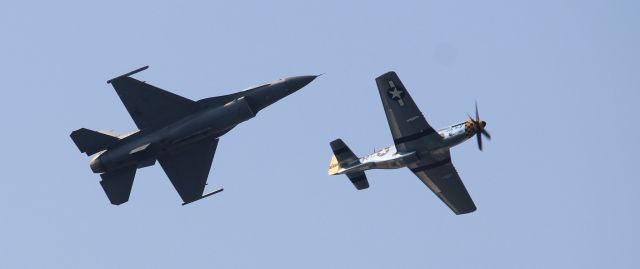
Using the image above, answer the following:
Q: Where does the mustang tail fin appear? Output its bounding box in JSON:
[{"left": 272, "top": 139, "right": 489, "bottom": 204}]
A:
[
  {"left": 70, "top": 128, "right": 119, "bottom": 156},
  {"left": 328, "top": 138, "right": 369, "bottom": 190}
]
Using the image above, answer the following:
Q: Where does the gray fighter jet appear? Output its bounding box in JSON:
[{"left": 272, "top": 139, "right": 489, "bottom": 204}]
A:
[
  {"left": 328, "top": 72, "right": 490, "bottom": 215},
  {"left": 71, "top": 66, "right": 317, "bottom": 205}
]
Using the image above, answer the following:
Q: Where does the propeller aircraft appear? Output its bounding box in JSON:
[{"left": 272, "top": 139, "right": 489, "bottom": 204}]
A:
[{"left": 328, "top": 71, "right": 490, "bottom": 215}]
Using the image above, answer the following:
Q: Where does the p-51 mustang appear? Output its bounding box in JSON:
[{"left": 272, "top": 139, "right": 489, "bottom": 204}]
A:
[{"left": 328, "top": 72, "right": 490, "bottom": 215}]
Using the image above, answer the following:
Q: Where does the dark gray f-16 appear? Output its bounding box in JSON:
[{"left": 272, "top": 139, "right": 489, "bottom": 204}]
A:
[{"left": 71, "top": 66, "right": 317, "bottom": 205}]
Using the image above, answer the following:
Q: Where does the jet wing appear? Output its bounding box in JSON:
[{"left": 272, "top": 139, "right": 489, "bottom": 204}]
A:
[
  {"left": 109, "top": 76, "right": 197, "bottom": 131},
  {"left": 375, "top": 72, "right": 443, "bottom": 152},
  {"left": 408, "top": 150, "right": 476, "bottom": 215},
  {"left": 158, "top": 138, "right": 219, "bottom": 204}
]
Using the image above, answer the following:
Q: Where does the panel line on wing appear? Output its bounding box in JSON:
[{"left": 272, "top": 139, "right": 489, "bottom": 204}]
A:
[
  {"left": 393, "top": 128, "right": 437, "bottom": 145},
  {"left": 409, "top": 157, "right": 452, "bottom": 172}
]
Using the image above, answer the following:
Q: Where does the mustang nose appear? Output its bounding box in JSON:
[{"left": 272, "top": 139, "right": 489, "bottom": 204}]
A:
[
  {"left": 481, "top": 121, "right": 487, "bottom": 127},
  {"left": 285, "top": 75, "right": 318, "bottom": 91}
]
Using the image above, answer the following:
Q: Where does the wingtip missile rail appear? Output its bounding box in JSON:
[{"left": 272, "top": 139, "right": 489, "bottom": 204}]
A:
[
  {"left": 181, "top": 188, "right": 224, "bottom": 206},
  {"left": 107, "top": 65, "right": 149, "bottom": 84}
]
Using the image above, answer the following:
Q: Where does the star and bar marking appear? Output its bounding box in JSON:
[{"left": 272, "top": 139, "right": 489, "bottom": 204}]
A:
[{"left": 387, "top": 81, "right": 405, "bottom": 106}]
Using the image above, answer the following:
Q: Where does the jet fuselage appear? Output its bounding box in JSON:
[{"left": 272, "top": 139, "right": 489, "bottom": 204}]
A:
[{"left": 90, "top": 76, "right": 317, "bottom": 174}]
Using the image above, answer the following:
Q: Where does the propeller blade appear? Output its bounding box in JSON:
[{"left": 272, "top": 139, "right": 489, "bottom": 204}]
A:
[
  {"left": 469, "top": 101, "right": 488, "bottom": 150},
  {"left": 482, "top": 129, "right": 491, "bottom": 140},
  {"left": 475, "top": 101, "right": 480, "bottom": 123}
]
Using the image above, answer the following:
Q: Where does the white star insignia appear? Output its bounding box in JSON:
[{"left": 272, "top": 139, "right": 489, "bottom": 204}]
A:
[{"left": 388, "top": 88, "right": 405, "bottom": 106}]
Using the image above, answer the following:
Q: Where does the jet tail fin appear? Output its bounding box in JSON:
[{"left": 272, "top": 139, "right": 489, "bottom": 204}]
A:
[{"left": 70, "top": 128, "right": 119, "bottom": 156}]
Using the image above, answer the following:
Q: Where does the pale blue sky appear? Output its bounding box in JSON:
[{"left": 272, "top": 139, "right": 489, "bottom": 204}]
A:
[{"left": 1, "top": 1, "right": 638, "bottom": 268}]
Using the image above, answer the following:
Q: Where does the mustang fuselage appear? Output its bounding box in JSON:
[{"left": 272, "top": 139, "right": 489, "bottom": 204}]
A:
[{"left": 329, "top": 120, "right": 484, "bottom": 175}]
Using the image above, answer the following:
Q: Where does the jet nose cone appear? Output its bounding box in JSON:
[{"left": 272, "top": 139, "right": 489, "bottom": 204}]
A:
[{"left": 285, "top": 75, "right": 318, "bottom": 91}]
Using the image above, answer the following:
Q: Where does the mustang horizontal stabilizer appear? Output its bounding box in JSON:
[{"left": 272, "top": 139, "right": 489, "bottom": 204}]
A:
[
  {"left": 158, "top": 137, "right": 219, "bottom": 204},
  {"left": 329, "top": 139, "right": 369, "bottom": 189},
  {"left": 329, "top": 139, "right": 359, "bottom": 166},
  {"left": 70, "top": 128, "right": 119, "bottom": 156},
  {"left": 108, "top": 68, "right": 197, "bottom": 131},
  {"left": 346, "top": 171, "right": 369, "bottom": 190},
  {"left": 100, "top": 166, "right": 136, "bottom": 205}
]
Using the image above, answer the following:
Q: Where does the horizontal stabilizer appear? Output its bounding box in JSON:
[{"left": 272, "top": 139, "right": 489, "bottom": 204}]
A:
[
  {"left": 99, "top": 167, "right": 136, "bottom": 205},
  {"left": 329, "top": 138, "right": 359, "bottom": 166},
  {"left": 346, "top": 171, "right": 369, "bottom": 190},
  {"left": 70, "top": 128, "right": 119, "bottom": 156},
  {"left": 329, "top": 138, "right": 368, "bottom": 189}
]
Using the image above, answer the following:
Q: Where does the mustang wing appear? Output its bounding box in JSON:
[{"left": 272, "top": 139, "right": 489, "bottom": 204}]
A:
[
  {"left": 375, "top": 72, "right": 443, "bottom": 152},
  {"left": 158, "top": 138, "right": 219, "bottom": 204},
  {"left": 408, "top": 150, "right": 476, "bottom": 215}
]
